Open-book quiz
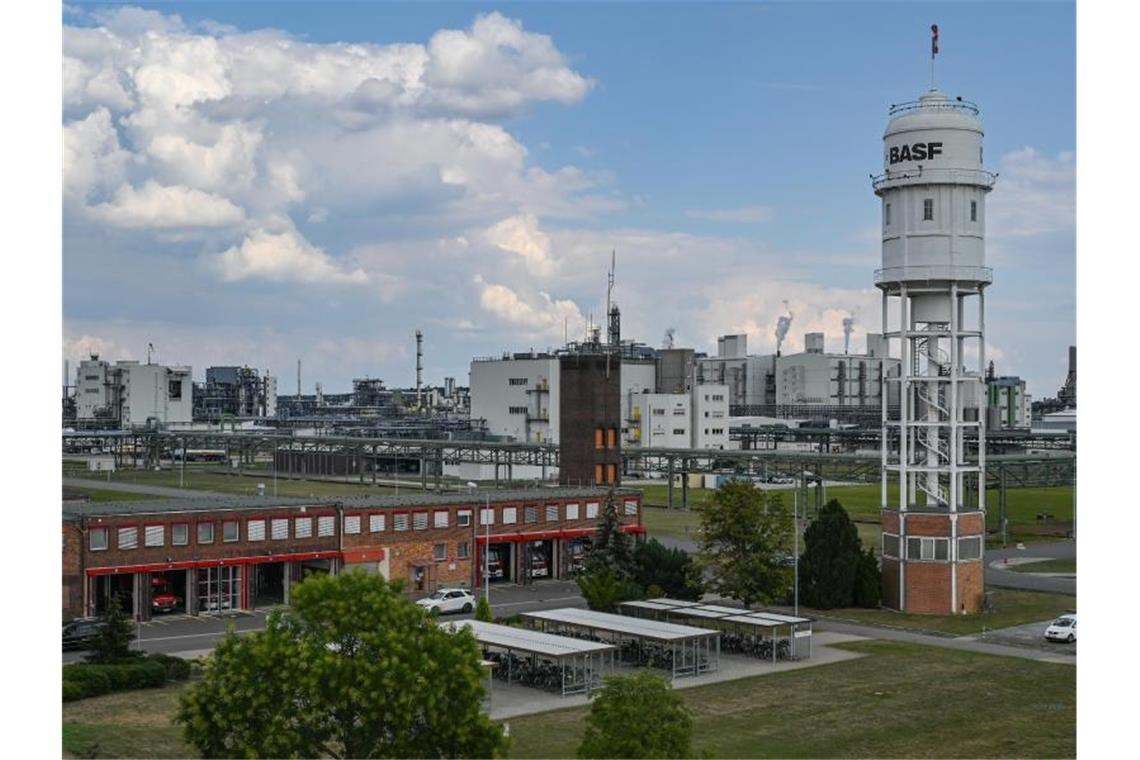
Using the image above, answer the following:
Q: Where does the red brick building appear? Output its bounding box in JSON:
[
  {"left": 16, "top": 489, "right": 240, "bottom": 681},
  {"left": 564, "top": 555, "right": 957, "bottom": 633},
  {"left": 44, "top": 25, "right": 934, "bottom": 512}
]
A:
[
  {"left": 62, "top": 488, "right": 643, "bottom": 620},
  {"left": 879, "top": 509, "right": 986, "bottom": 614}
]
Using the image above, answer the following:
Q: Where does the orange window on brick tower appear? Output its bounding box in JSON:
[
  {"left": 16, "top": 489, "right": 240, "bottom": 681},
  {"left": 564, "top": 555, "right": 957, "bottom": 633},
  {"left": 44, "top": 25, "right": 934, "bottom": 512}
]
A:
[
  {"left": 594, "top": 463, "right": 604, "bottom": 484},
  {"left": 607, "top": 463, "right": 617, "bottom": 483},
  {"left": 607, "top": 427, "right": 617, "bottom": 448},
  {"left": 594, "top": 427, "right": 604, "bottom": 449}
]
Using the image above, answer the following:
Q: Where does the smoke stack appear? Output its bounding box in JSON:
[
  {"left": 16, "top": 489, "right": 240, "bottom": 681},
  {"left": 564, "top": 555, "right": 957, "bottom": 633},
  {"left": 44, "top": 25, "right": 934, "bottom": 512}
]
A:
[
  {"left": 415, "top": 329, "right": 423, "bottom": 409},
  {"left": 842, "top": 316, "right": 856, "bottom": 354},
  {"left": 663, "top": 328, "right": 676, "bottom": 350},
  {"left": 775, "top": 301, "right": 793, "bottom": 356},
  {"left": 297, "top": 359, "right": 301, "bottom": 397}
]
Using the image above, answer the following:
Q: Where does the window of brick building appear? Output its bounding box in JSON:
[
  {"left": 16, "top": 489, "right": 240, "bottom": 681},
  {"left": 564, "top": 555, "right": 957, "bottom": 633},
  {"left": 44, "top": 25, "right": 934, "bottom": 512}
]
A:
[
  {"left": 566, "top": 503, "right": 580, "bottom": 520},
  {"left": 882, "top": 534, "right": 899, "bottom": 558},
  {"left": 172, "top": 523, "right": 189, "bottom": 546},
  {"left": 369, "top": 514, "right": 385, "bottom": 532},
  {"left": 595, "top": 427, "right": 604, "bottom": 449},
  {"left": 586, "top": 502, "right": 599, "bottom": 519},
  {"left": 198, "top": 522, "right": 214, "bottom": 544},
  {"left": 624, "top": 500, "right": 638, "bottom": 515},
  {"left": 144, "top": 525, "right": 164, "bottom": 547},
  {"left": 906, "top": 536, "right": 948, "bottom": 561},
  {"left": 344, "top": 515, "right": 361, "bottom": 535},
  {"left": 607, "top": 464, "right": 617, "bottom": 483},
  {"left": 524, "top": 506, "right": 537, "bottom": 523},
  {"left": 248, "top": 520, "right": 266, "bottom": 541},
  {"left": 433, "top": 543, "right": 447, "bottom": 561},
  {"left": 394, "top": 513, "right": 410, "bottom": 532},
  {"left": 458, "top": 541, "right": 470, "bottom": 559},
  {"left": 317, "top": 515, "right": 335, "bottom": 537},
  {"left": 223, "top": 521, "right": 239, "bottom": 542},
  {"left": 480, "top": 508, "right": 494, "bottom": 526},
  {"left": 607, "top": 428, "right": 617, "bottom": 448},
  {"left": 89, "top": 528, "right": 108, "bottom": 551},
  {"left": 118, "top": 526, "right": 138, "bottom": 550},
  {"left": 457, "top": 510, "right": 472, "bottom": 527},
  {"left": 502, "top": 507, "right": 517, "bottom": 524},
  {"left": 434, "top": 510, "right": 449, "bottom": 528},
  {"left": 295, "top": 517, "right": 312, "bottom": 538},
  {"left": 545, "top": 504, "right": 559, "bottom": 522},
  {"left": 413, "top": 512, "right": 429, "bottom": 530},
  {"left": 594, "top": 463, "right": 604, "bottom": 484},
  {"left": 271, "top": 519, "right": 288, "bottom": 540},
  {"left": 958, "top": 536, "right": 982, "bottom": 561}
]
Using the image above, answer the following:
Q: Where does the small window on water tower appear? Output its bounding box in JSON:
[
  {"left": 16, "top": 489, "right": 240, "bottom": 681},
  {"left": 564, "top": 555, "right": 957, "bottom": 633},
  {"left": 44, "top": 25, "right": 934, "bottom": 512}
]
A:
[
  {"left": 970, "top": 200, "right": 978, "bottom": 222},
  {"left": 923, "top": 198, "right": 934, "bottom": 221},
  {"left": 884, "top": 203, "right": 891, "bottom": 226}
]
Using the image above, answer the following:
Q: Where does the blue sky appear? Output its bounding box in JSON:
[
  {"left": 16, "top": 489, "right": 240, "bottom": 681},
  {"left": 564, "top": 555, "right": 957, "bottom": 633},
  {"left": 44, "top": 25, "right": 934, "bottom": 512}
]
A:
[{"left": 62, "top": 2, "right": 1075, "bottom": 398}]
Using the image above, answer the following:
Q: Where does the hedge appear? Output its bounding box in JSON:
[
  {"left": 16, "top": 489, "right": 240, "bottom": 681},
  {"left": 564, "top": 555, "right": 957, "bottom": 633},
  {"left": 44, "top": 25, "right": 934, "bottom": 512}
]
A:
[{"left": 62, "top": 655, "right": 189, "bottom": 702}]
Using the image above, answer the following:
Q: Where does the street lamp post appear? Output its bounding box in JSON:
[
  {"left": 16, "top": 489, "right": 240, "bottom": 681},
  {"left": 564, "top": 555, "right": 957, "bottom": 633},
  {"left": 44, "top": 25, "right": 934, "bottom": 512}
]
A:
[{"left": 793, "top": 489, "right": 799, "bottom": 617}]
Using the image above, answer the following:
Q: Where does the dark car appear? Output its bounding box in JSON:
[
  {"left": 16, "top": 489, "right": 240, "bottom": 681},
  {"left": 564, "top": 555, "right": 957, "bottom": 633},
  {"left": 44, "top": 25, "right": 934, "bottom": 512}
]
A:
[{"left": 63, "top": 618, "right": 106, "bottom": 651}]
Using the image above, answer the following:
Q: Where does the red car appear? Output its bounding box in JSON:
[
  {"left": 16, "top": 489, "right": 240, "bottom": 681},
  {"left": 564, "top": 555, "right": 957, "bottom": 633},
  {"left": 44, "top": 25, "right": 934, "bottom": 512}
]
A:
[{"left": 151, "top": 591, "right": 180, "bottom": 614}]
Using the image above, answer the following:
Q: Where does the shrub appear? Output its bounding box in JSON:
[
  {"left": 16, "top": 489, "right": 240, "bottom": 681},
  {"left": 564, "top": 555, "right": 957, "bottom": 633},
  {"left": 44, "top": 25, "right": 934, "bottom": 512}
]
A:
[
  {"left": 853, "top": 547, "right": 882, "bottom": 608},
  {"left": 62, "top": 659, "right": 168, "bottom": 702},
  {"left": 147, "top": 653, "right": 192, "bottom": 681}
]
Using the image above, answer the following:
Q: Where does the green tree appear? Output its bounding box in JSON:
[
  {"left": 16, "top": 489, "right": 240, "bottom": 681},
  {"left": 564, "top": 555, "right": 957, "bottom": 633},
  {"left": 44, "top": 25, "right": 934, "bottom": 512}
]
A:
[
  {"left": 697, "top": 481, "right": 793, "bottom": 607},
  {"left": 176, "top": 571, "right": 508, "bottom": 759},
  {"left": 86, "top": 594, "right": 138, "bottom": 664},
  {"left": 633, "top": 538, "right": 703, "bottom": 601},
  {"left": 578, "top": 672, "right": 694, "bottom": 759},
  {"left": 576, "top": 568, "right": 642, "bottom": 613},
  {"left": 853, "top": 546, "right": 882, "bottom": 608},
  {"left": 800, "top": 499, "right": 862, "bottom": 609},
  {"left": 475, "top": 593, "right": 494, "bottom": 622},
  {"left": 583, "top": 489, "right": 635, "bottom": 579}
]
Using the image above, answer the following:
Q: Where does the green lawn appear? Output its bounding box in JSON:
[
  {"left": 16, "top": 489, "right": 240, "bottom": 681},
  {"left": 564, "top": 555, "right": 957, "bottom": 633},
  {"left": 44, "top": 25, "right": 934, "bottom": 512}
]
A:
[
  {"left": 63, "top": 466, "right": 409, "bottom": 499},
  {"left": 1010, "top": 558, "right": 1077, "bottom": 575},
  {"left": 808, "top": 589, "right": 1075, "bottom": 637},
  {"left": 636, "top": 484, "right": 1074, "bottom": 546},
  {"left": 507, "top": 640, "right": 1075, "bottom": 758},
  {"left": 63, "top": 683, "right": 192, "bottom": 759},
  {"left": 66, "top": 489, "right": 160, "bottom": 502},
  {"left": 64, "top": 641, "right": 1074, "bottom": 759}
]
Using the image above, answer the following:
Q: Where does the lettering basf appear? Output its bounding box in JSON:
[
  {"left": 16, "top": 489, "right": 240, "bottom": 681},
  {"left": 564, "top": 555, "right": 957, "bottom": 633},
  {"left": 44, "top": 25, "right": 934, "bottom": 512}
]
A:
[{"left": 888, "top": 142, "right": 944, "bottom": 165}]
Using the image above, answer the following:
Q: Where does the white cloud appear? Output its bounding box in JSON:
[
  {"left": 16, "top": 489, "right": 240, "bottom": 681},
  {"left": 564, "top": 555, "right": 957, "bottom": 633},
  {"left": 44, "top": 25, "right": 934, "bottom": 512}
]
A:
[
  {"left": 211, "top": 227, "right": 368, "bottom": 285},
  {"left": 62, "top": 108, "right": 131, "bottom": 201},
  {"left": 90, "top": 181, "right": 245, "bottom": 229},
  {"left": 483, "top": 213, "right": 555, "bottom": 275},
  {"left": 988, "top": 148, "right": 1075, "bottom": 239},
  {"left": 685, "top": 205, "right": 775, "bottom": 224},
  {"left": 475, "top": 276, "right": 583, "bottom": 338}
]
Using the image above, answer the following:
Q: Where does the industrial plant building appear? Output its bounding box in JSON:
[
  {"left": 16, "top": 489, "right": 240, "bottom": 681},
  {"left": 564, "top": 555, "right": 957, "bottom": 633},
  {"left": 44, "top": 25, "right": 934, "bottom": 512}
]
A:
[
  {"left": 194, "top": 366, "right": 277, "bottom": 421},
  {"left": 63, "top": 488, "right": 644, "bottom": 621},
  {"left": 696, "top": 332, "right": 902, "bottom": 424},
  {"left": 74, "top": 355, "right": 192, "bottom": 428}
]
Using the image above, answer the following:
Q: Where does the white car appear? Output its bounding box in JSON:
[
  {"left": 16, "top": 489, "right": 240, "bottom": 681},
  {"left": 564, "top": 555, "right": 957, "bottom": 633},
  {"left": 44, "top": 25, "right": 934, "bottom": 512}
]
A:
[
  {"left": 1044, "top": 613, "right": 1077, "bottom": 643},
  {"left": 416, "top": 588, "right": 475, "bottom": 615}
]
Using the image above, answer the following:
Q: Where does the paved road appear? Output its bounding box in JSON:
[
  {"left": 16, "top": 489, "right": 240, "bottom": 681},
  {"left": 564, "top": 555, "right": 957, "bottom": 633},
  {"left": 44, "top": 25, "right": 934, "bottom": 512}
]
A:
[
  {"left": 64, "top": 579, "right": 589, "bottom": 663},
  {"left": 63, "top": 477, "right": 226, "bottom": 499},
  {"left": 985, "top": 540, "right": 1076, "bottom": 595},
  {"left": 810, "top": 618, "right": 1075, "bottom": 665}
]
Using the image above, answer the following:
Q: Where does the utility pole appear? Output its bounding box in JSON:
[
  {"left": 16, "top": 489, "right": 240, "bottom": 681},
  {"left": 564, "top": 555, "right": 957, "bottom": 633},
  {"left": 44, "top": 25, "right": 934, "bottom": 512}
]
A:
[{"left": 794, "top": 490, "right": 800, "bottom": 616}]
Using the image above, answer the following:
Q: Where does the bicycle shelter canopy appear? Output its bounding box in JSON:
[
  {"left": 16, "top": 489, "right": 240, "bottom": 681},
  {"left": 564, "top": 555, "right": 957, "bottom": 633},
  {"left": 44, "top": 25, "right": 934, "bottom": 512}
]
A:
[
  {"left": 619, "top": 602, "right": 814, "bottom": 661},
  {"left": 520, "top": 608, "right": 719, "bottom": 679},
  {"left": 441, "top": 619, "right": 615, "bottom": 696}
]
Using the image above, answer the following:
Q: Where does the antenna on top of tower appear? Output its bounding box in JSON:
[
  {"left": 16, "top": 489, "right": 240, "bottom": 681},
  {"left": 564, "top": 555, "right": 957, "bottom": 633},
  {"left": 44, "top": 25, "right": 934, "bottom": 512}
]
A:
[
  {"left": 146, "top": 342, "right": 155, "bottom": 365},
  {"left": 605, "top": 250, "right": 615, "bottom": 321},
  {"left": 930, "top": 23, "right": 940, "bottom": 89}
]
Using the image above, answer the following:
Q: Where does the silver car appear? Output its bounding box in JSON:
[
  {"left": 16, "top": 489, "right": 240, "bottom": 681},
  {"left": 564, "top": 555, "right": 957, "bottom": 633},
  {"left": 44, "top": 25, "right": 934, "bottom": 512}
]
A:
[{"left": 415, "top": 588, "right": 475, "bottom": 615}]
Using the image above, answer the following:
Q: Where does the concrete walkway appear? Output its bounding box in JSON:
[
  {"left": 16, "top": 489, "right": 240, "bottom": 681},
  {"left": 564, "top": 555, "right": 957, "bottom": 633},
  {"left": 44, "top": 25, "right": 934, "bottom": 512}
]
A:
[
  {"left": 63, "top": 477, "right": 226, "bottom": 499},
  {"left": 489, "top": 631, "right": 869, "bottom": 720}
]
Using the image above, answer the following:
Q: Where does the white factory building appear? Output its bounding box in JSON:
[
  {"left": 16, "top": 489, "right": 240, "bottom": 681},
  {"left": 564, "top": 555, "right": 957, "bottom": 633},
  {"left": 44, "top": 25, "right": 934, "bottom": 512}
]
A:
[
  {"left": 696, "top": 332, "right": 901, "bottom": 419},
  {"left": 75, "top": 355, "right": 193, "bottom": 427},
  {"left": 986, "top": 375, "right": 1031, "bottom": 429},
  {"left": 626, "top": 386, "right": 730, "bottom": 450}
]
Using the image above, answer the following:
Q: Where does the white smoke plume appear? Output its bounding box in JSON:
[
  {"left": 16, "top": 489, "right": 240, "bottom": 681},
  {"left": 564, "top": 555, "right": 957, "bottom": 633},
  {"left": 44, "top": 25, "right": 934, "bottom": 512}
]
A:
[
  {"left": 842, "top": 315, "right": 856, "bottom": 354},
  {"left": 775, "top": 300, "right": 793, "bottom": 355}
]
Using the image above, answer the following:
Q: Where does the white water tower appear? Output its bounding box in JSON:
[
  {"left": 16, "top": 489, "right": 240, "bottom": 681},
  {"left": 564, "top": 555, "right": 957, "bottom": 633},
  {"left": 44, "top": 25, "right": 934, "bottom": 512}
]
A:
[{"left": 873, "top": 86, "right": 997, "bottom": 614}]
